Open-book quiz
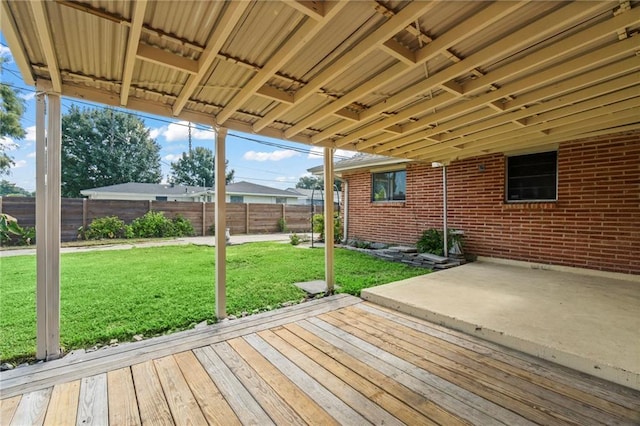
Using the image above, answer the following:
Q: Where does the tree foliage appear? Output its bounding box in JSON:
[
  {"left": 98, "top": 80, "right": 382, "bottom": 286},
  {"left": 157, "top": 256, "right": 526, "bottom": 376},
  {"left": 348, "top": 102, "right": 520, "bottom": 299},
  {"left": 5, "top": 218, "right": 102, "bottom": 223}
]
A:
[
  {"left": 296, "top": 175, "right": 342, "bottom": 191},
  {"left": 169, "top": 146, "right": 234, "bottom": 187},
  {"left": 0, "top": 56, "right": 26, "bottom": 175},
  {"left": 0, "top": 180, "right": 33, "bottom": 197},
  {"left": 61, "top": 106, "right": 162, "bottom": 197}
]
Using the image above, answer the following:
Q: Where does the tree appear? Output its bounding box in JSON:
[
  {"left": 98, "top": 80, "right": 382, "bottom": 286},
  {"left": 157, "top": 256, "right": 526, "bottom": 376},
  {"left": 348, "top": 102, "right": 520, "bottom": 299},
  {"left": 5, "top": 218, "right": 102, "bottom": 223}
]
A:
[
  {"left": 170, "top": 146, "right": 234, "bottom": 187},
  {"left": 0, "top": 180, "right": 33, "bottom": 197},
  {"left": 62, "top": 106, "right": 162, "bottom": 197},
  {"left": 0, "top": 57, "right": 27, "bottom": 175},
  {"left": 296, "top": 175, "right": 342, "bottom": 191}
]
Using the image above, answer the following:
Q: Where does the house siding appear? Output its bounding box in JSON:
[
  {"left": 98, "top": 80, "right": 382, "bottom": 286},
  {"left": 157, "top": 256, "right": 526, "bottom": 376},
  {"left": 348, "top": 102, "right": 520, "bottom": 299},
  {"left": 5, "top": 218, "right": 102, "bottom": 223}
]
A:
[{"left": 343, "top": 131, "right": 639, "bottom": 275}]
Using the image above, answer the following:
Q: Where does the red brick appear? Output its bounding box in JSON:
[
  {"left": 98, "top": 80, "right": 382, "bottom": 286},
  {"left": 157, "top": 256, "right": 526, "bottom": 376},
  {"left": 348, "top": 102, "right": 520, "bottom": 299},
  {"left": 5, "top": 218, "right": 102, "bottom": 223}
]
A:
[{"left": 342, "top": 130, "right": 640, "bottom": 275}]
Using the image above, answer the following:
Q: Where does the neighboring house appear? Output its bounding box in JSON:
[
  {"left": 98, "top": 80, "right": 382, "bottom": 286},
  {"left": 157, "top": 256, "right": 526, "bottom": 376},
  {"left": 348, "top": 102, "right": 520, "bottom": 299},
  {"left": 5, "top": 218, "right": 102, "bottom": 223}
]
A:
[
  {"left": 285, "top": 187, "right": 341, "bottom": 207},
  {"left": 309, "top": 131, "right": 639, "bottom": 275},
  {"left": 81, "top": 181, "right": 302, "bottom": 204}
]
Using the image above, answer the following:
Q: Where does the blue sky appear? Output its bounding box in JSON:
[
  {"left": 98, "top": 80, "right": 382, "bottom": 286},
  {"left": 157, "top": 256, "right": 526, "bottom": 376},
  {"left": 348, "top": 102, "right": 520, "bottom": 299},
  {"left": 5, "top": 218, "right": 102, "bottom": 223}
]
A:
[{"left": 1, "top": 36, "right": 355, "bottom": 193}]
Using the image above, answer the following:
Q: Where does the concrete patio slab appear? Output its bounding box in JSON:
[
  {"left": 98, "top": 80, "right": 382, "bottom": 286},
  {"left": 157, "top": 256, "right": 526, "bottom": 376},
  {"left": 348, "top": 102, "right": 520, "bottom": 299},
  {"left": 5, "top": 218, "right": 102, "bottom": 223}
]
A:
[{"left": 361, "top": 260, "right": 640, "bottom": 390}]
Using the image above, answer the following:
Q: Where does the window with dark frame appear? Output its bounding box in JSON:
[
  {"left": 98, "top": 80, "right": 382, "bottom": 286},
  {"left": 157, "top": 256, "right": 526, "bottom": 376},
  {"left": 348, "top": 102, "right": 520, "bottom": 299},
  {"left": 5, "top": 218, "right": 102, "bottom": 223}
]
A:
[
  {"left": 371, "top": 170, "right": 406, "bottom": 202},
  {"left": 506, "top": 151, "right": 557, "bottom": 202},
  {"left": 275, "top": 197, "right": 287, "bottom": 204},
  {"left": 230, "top": 195, "right": 244, "bottom": 203},
  {"left": 155, "top": 196, "right": 168, "bottom": 201}
]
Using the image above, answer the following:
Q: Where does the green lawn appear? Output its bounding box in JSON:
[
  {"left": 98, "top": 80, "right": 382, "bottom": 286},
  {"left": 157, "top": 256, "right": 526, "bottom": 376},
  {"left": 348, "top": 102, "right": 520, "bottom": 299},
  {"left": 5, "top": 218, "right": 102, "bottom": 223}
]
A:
[{"left": 0, "top": 242, "right": 428, "bottom": 363}]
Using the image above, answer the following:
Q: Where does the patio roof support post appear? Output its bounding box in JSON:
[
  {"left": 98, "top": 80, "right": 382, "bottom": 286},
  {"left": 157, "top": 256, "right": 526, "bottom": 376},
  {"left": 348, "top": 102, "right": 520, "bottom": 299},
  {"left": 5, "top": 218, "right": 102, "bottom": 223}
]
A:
[
  {"left": 442, "top": 165, "right": 448, "bottom": 257},
  {"left": 35, "top": 85, "right": 62, "bottom": 361},
  {"left": 324, "top": 148, "right": 335, "bottom": 294},
  {"left": 215, "top": 127, "right": 228, "bottom": 319}
]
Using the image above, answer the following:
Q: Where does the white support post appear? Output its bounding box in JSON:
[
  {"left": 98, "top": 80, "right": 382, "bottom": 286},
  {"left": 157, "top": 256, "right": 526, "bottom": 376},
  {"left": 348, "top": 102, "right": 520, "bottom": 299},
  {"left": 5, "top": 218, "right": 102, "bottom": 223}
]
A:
[
  {"left": 35, "top": 86, "right": 61, "bottom": 361},
  {"left": 323, "top": 148, "right": 335, "bottom": 293},
  {"left": 215, "top": 128, "right": 228, "bottom": 319},
  {"left": 35, "top": 91, "right": 47, "bottom": 360},
  {"left": 46, "top": 93, "right": 61, "bottom": 360}
]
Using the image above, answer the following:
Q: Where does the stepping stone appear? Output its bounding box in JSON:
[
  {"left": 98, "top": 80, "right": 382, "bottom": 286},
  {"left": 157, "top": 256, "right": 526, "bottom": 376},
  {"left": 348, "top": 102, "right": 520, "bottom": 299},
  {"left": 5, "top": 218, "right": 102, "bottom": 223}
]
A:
[
  {"left": 387, "top": 246, "right": 417, "bottom": 253},
  {"left": 294, "top": 280, "right": 340, "bottom": 296}
]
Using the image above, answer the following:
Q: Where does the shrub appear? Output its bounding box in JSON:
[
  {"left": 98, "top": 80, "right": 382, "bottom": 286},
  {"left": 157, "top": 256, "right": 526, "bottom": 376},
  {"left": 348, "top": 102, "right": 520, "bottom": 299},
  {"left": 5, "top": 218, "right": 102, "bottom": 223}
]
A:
[
  {"left": 416, "top": 228, "right": 444, "bottom": 256},
  {"left": 312, "top": 213, "right": 342, "bottom": 243},
  {"left": 130, "top": 211, "right": 175, "bottom": 238},
  {"left": 208, "top": 223, "right": 215, "bottom": 236},
  {"left": 0, "top": 214, "right": 35, "bottom": 246},
  {"left": 277, "top": 217, "right": 288, "bottom": 233},
  {"left": 80, "top": 216, "right": 129, "bottom": 240},
  {"left": 289, "top": 233, "right": 301, "bottom": 246},
  {"left": 172, "top": 214, "right": 195, "bottom": 237},
  {"left": 417, "top": 228, "right": 465, "bottom": 256}
]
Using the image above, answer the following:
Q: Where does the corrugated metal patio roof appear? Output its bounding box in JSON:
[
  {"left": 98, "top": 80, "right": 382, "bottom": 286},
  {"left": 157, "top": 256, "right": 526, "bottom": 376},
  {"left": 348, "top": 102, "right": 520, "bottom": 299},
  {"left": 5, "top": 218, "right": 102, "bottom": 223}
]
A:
[{"left": 3, "top": 0, "right": 638, "bottom": 163}]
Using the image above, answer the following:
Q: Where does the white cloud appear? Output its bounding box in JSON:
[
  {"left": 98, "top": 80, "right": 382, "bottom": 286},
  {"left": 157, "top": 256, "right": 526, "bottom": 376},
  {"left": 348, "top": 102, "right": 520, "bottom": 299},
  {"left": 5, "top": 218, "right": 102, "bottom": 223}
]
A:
[
  {"left": 275, "top": 176, "right": 297, "bottom": 182},
  {"left": 11, "top": 160, "right": 27, "bottom": 169},
  {"left": 307, "top": 146, "right": 357, "bottom": 159},
  {"left": 0, "top": 137, "right": 16, "bottom": 150},
  {"left": 160, "top": 121, "right": 216, "bottom": 142},
  {"left": 243, "top": 150, "right": 300, "bottom": 162},
  {"left": 25, "top": 126, "right": 37, "bottom": 142},
  {"left": 27, "top": 152, "right": 36, "bottom": 158},
  {"left": 19, "top": 92, "right": 35, "bottom": 101},
  {"left": 163, "top": 154, "right": 181, "bottom": 162},
  {"left": 148, "top": 127, "right": 161, "bottom": 139},
  {"left": 0, "top": 46, "right": 12, "bottom": 60}
]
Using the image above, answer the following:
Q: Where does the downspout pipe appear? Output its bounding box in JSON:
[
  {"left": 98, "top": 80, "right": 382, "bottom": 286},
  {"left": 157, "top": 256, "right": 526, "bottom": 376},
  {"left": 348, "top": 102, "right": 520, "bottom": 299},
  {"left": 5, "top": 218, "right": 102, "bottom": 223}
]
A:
[
  {"left": 442, "top": 165, "right": 448, "bottom": 257},
  {"left": 343, "top": 181, "right": 348, "bottom": 244}
]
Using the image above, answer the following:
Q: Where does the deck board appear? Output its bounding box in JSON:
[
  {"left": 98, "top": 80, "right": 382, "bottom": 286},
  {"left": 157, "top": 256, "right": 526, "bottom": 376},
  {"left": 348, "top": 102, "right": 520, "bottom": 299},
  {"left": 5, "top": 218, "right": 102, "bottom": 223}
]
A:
[
  {"left": 43, "top": 380, "right": 80, "bottom": 426},
  {"left": 1, "top": 294, "right": 638, "bottom": 425},
  {"left": 106, "top": 368, "right": 140, "bottom": 426}
]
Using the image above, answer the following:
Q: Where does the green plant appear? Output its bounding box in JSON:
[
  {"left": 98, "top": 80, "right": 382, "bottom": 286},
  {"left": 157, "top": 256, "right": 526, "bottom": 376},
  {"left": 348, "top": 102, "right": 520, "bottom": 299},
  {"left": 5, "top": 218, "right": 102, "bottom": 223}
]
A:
[
  {"left": 289, "top": 233, "right": 301, "bottom": 245},
  {"left": 0, "top": 214, "right": 34, "bottom": 246},
  {"left": 130, "top": 211, "right": 175, "bottom": 238},
  {"left": 0, "top": 213, "right": 22, "bottom": 244},
  {"left": 171, "top": 215, "right": 195, "bottom": 237},
  {"left": 81, "top": 216, "right": 129, "bottom": 240},
  {"left": 312, "top": 213, "right": 343, "bottom": 243},
  {"left": 208, "top": 223, "right": 215, "bottom": 236},
  {"left": 416, "top": 228, "right": 464, "bottom": 256},
  {"left": 277, "top": 217, "right": 288, "bottom": 233},
  {"left": 417, "top": 228, "right": 444, "bottom": 256}
]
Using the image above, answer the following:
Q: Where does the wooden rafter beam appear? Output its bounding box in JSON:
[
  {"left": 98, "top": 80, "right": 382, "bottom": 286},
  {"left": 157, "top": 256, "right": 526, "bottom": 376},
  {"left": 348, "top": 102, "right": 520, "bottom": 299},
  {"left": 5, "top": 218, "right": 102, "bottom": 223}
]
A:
[
  {"left": 173, "top": 1, "right": 250, "bottom": 116},
  {"left": 216, "top": 0, "right": 348, "bottom": 125},
  {"left": 376, "top": 52, "right": 639, "bottom": 158},
  {"left": 282, "top": 0, "right": 325, "bottom": 21},
  {"left": 252, "top": 1, "right": 439, "bottom": 132},
  {"left": 1, "top": 1, "right": 35, "bottom": 85},
  {"left": 287, "top": 1, "right": 522, "bottom": 141},
  {"left": 30, "top": 1, "right": 62, "bottom": 92},
  {"left": 382, "top": 73, "right": 640, "bottom": 157},
  {"left": 255, "top": 85, "right": 294, "bottom": 104},
  {"left": 136, "top": 43, "right": 199, "bottom": 74},
  {"left": 331, "top": 2, "right": 609, "bottom": 148},
  {"left": 352, "top": 28, "right": 639, "bottom": 152},
  {"left": 58, "top": 82, "right": 340, "bottom": 150},
  {"left": 437, "top": 110, "right": 640, "bottom": 163},
  {"left": 120, "top": 0, "right": 147, "bottom": 106}
]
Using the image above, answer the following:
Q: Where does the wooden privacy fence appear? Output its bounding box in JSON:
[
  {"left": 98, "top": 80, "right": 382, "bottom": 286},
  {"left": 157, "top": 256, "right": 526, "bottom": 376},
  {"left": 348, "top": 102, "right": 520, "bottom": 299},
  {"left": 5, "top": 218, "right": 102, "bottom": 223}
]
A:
[{"left": 0, "top": 197, "right": 322, "bottom": 242}]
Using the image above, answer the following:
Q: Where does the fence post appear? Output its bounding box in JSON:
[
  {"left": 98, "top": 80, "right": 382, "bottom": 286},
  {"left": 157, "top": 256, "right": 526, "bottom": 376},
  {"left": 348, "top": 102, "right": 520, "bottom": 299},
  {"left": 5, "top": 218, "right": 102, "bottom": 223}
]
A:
[
  {"left": 245, "top": 203, "right": 250, "bottom": 234},
  {"left": 281, "top": 203, "right": 286, "bottom": 231},
  {"left": 148, "top": 200, "right": 152, "bottom": 213},
  {"left": 82, "top": 198, "right": 87, "bottom": 230},
  {"left": 202, "top": 202, "right": 206, "bottom": 236}
]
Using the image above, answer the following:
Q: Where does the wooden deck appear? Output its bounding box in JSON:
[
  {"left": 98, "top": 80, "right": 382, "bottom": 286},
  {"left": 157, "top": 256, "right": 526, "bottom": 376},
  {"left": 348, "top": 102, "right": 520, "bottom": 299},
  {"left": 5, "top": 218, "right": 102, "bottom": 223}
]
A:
[{"left": 1, "top": 294, "right": 638, "bottom": 425}]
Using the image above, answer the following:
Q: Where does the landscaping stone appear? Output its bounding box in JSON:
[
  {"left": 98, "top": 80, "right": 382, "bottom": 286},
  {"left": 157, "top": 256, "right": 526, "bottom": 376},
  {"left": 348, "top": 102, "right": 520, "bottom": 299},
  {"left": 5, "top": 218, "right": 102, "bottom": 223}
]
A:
[
  {"left": 1, "top": 362, "right": 14, "bottom": 371},
  {"left": 195, "top": 320, "right": 208, "bottom": 329},
  {"left": 133, "top": 334, "right": 144, "bottom": 342},
  {"left": 294, "top": 280, "right": 340, "bottom": 296},
  {"left": 387, "top": 246, "right": 418, "bottom": 253},
  {"left": 110, "top": 339, "right": 118, "bottom": 344}
]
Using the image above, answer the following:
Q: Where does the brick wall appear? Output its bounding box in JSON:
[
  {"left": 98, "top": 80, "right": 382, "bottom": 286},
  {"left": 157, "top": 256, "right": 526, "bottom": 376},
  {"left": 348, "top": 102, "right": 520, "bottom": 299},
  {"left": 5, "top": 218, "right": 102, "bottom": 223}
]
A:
[{"left": 343, "top": 131, "right": 640, "bottom": 275}]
